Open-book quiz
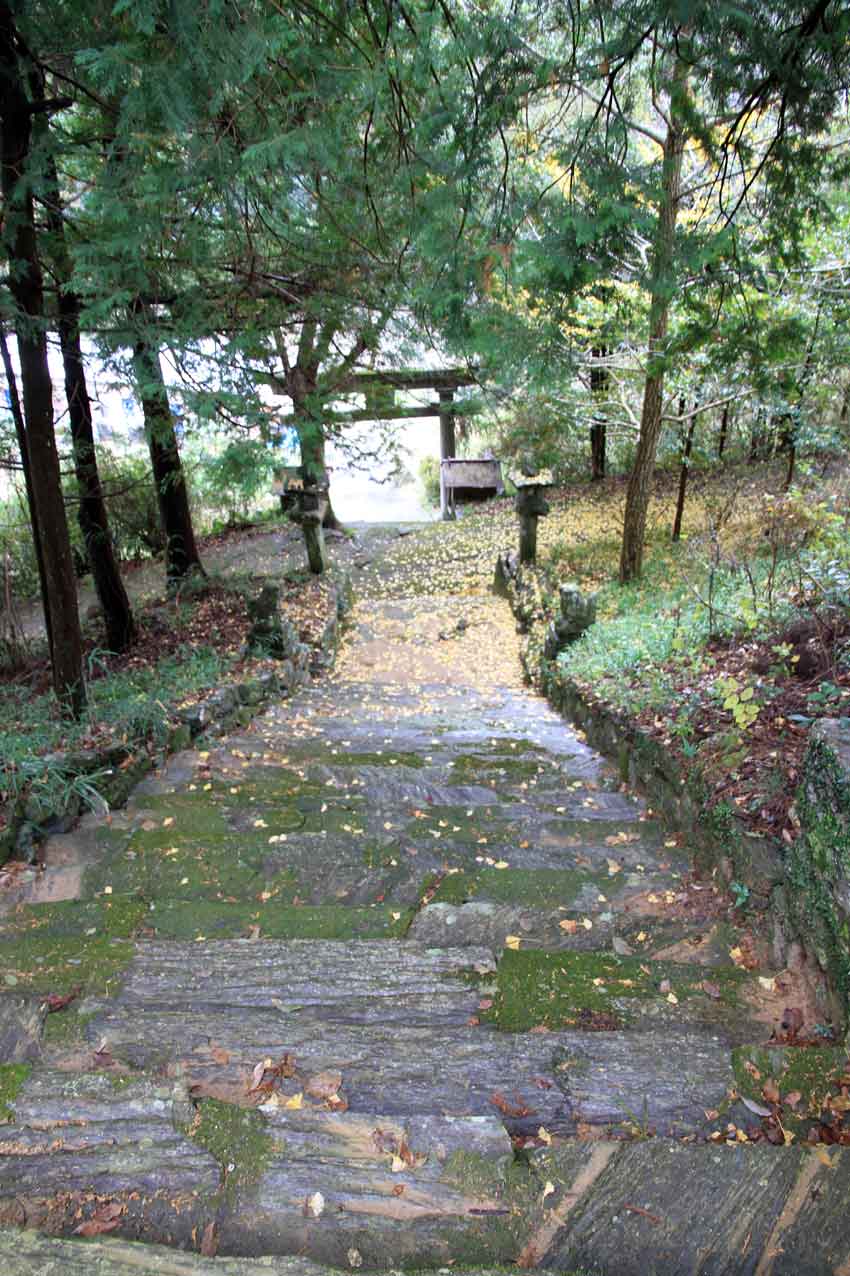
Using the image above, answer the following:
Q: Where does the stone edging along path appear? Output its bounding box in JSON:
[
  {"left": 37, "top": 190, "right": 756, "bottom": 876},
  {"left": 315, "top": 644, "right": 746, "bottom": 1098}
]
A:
[
  {"left": 0, "top": 551, "right": 848, "bottom": 1275},
  {"left": 0, "top": 572, "right": 351, "bottom": 873}
]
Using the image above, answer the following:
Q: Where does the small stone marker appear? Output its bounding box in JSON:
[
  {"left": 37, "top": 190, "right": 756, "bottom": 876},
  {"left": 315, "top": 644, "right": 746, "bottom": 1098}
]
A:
[
  {"left": 246, "top": 585, "right": 299, "bottom": 660},
  {"left": 544, "top": 582, "right": 598, "bottom": 658}
]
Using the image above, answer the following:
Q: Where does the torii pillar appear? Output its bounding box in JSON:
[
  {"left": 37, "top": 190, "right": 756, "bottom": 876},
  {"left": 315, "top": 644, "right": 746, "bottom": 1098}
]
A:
[{"left": 438, "top": 388, "right": 456, "bottom": 521}]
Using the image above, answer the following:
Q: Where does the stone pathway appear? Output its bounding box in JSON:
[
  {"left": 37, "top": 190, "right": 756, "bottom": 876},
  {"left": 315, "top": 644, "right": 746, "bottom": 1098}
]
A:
[{"left": 1, "top": 562, "right": 848, "bottom": 1274}]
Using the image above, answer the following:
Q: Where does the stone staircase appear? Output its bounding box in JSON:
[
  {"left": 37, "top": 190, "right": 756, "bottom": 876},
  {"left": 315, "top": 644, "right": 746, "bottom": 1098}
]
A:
[{"left": 0, "top": 589, "right": 846, "bottom": 1274}]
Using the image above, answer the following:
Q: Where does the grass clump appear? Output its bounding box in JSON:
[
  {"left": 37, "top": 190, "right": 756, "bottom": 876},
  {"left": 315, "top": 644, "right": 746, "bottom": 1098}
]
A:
[
  {"left": 0, "top": 1063, "right": 30, "bottom": 1122},
  {"left": 0, "top": 645, "right": 229, "bottom": 819}
]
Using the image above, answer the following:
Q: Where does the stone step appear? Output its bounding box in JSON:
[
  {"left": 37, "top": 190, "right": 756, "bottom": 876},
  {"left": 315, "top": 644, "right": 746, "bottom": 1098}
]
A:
[
  {"left": 1, "top": 1136, "right": 847, "bottom": 1273},
  {"left": 0, "top": 1072, "right": 219, "bottom": 1248},
  {"left": 0, "top": 1071, "right": 520, "bottom": 1268},
  {"left": 526, "top": 1140, "right": 850, "bottom": 1275},
  {"left": 0, "top": 1232, "right": 341, "bottom": 1276},
  {"left": 65, "top": 940, "right": 746, "bottom": 1139}
]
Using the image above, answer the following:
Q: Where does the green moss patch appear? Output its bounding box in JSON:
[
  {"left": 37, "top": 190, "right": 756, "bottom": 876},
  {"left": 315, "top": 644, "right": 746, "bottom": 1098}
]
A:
[
  {"left": 146, "top": 900, "right": 413, "bottom": 940},
  {"left": 42, "top": 1007, "right": 97, "bottom": 1047},
  {"left": 451, "top": 752, "right": 547, "bottom": 784},
  {"left": 0, "top": 1063, "right": 30, "bottom": 1123},
  {"left": 139, "top": 786, "right": 310, "bottom": 831},
  {"left": 188, "top": 1097, "right": 275, "bottom": 1194},
  {"left": 401, "top": 804, "right": 518, "bottom": 847},
  {"left": 325, "top": 750, "right": 426, "bottom": 769},
  {"left": 0, "top": 897, "right": 144, "bottom": 996},
  {"left": 84, "top": 824, "right": 274, "bottom": 902},
  {"left": 483, "top": 949, "right": 745, "bottom": 1031},
  {"left": 732, "top": 1044, "right": 849, "bottom": 1121},
  {"left": 430, "top": 867, "right": 616, "bottom": 908}
]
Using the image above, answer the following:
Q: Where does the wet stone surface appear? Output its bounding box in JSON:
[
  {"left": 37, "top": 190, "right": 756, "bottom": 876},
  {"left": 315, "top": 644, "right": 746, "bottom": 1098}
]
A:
[{"left": 0, "top": 583, "right": 844, "bottom": 1272}]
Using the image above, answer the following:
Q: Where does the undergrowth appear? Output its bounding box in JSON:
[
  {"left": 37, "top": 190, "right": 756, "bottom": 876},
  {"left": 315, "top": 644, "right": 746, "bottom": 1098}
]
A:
[{"left": 0, "top": 644, "right": 228, "bottom": 813}]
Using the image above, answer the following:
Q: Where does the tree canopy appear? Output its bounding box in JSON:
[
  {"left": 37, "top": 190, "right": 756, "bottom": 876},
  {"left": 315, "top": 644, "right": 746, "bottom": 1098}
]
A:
[{"left": 2, "top": 0, "right": 850, "bottom": 706}]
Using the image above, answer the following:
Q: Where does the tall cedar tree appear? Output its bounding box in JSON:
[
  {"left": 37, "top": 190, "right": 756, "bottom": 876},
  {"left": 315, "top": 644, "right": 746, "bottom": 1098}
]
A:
[
  {"left": 0, "top": 2, "right": 85, "bottom": 714},
  {"left": 40, "top": 142, "right": 136, "bottom": 649}
]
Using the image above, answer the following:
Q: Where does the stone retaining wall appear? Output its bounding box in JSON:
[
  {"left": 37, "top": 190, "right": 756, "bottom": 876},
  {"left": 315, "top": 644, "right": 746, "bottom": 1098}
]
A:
[
  {"left": 787, "top": 718, "right": 850, "bottom": 1025},
  {"left": 496, "top": 556, "right": 850, "bottom": 1034}
]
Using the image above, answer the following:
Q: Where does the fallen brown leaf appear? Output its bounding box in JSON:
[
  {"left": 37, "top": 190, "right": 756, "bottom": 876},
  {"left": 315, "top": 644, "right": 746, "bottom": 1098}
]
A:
[
  {"left": 763, "top": 1078, "right": 780, "bottom": 1104},
  {"left": 305, "top": 1070, "right": 343, "bottom": 1101},
  {"left": 74, "top": 1201, "right": 124, "bottom": 1237},
  {"left": 490, "top": 1091, "right": 534, "bottom": 1119},
  {"left": 43, "top": 988, "right": 80, "bottom": 1014},
  {"left": 200, "top": 1221, "right": 218, "bottom": 1257}
]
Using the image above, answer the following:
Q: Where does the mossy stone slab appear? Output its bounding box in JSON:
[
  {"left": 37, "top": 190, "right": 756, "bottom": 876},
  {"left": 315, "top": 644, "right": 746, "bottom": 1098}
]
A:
[
  {"left": 0, "top": 1070, "right": 219, "bottom": 1247},
  {"left": 542, "top": 1140, "right": 805, "bottom": 1275},
  {"left": 78, "top": 940, "right": 736, "bottom": 1138}
]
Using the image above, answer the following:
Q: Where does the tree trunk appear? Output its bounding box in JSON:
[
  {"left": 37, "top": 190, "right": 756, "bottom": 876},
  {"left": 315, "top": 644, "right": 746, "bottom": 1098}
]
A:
[
  {"left": 292, "top": 363, "right": 342, "bottom": 532},
  {"left": 672, "top": 405, "right": 697, "bottom": 542},
  {"left": 619, "top": 80, "right": 686, "bottom": 584},
  {"left": 0, "top": 327, "right": 53, "bottom": 651},
  {"left": 41, "top": 155, "right": 135, "bottom": 651},
  {"left": 130, "top": 307, "right": 203, "bottom": 585},
  {"left": 749, "top": 410, "right": 769, "bottom": 462},
  {"left": 717, "top": 404, "right": 729, "bottom": 458},
  {"left": 0, "top": 4, "right": 85, "bottom": 714},
  {"left": 60, "top": 291, "right": 137, "bottom": 649},
  {"left": 589, "top": 348, "right": 608, "bottom": 481},
  {"left": 298, "top": 423, "right": 341, "bottom": 530},
  {"left": 782, "top": 412, "right": 798, "bottom": 491}
]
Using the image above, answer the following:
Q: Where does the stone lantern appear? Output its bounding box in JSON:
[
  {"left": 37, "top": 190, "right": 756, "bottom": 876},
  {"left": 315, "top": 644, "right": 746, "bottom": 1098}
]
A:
[{"left": 508, "top": 459, "right": 555, "bottom": 566}]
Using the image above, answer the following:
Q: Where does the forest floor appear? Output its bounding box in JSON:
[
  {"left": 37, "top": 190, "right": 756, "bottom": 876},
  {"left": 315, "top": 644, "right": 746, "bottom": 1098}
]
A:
[{"left": 0, "top": 477, "right": 849, "bottom": 1273}]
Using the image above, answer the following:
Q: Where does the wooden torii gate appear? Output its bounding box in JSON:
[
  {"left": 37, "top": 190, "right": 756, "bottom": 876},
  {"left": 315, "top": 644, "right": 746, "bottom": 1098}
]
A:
[
  {"left": 277, "top": 367, "right": 492, "bottom": 537},
  {"left": 330, "top": 368, "right": 482, "bottom": 520}
]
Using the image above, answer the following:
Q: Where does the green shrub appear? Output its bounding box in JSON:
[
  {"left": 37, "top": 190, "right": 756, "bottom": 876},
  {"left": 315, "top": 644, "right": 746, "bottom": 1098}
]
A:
[
  {"left": 189, "top": 439, "right": 276, "bottom": 527},
  {"left": 419, "top": 454, "right": 441, "bottom": 507},
  {"left": 98, "top": 449, "right": 165, "bottom": 560}
]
